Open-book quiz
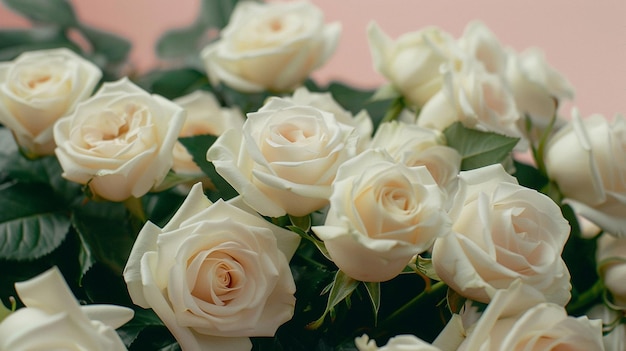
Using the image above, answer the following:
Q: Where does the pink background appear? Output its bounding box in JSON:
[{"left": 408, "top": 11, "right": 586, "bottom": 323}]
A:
[{"left": 1, "top": 0, "right": 625, "bottom": 118}]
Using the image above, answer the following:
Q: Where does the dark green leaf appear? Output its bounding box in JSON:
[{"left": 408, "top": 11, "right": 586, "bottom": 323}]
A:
[
  {"left": 308, "top": 270, "right": 359, "bottom": 330},
  {"left": 363, "top": 281, "right": 381, "bottom": 322},
  {"left": 0, "top": 28, "right": 80, "bottom": 62},
  {"left": 443, "top": 122, "right": 519, "bottom": 170},
  {"left": 71, "top": 201, "right": 136, "bottom": 278},
  {"left": 0, "top": 182, "right": 70, "bottom": 260},
  {"left": 179, "top": 134, "right": 238, "bottom": 200},
  {"left": 2, "top": 0, "right": 77, "bottom": 27},
  {"left": 78, "top": 25, "right": 131, "bottom": 63},
  {"left": 118, "top": 308, "right": 164, "bottom": 347},
  {"left": 135, "top": 68, "right": 209, "bottom": 99},
  {"left": 289, "top": 214, "right": 311, "bottom": 232},
  {"left": 198, "top": 0, "right": 239, "bottom": 29},
  {"left": 326, "top": 81, "right": 389, "bottom": 130},
  {"left": 156, "top": 24, "right": 206, "bottom": 59},
  {"left": 513, "top": 160, "right": 549, "bottom": 192}
]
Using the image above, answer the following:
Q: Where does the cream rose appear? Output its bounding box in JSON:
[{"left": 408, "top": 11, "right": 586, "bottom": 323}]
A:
[
  {"left": 201, "top": 1, "right": 340, "bottom": 92},
  {"left": 417, "top": 60, "right": 525, "bottom": 149},
  {"left": 0, "top": 48, "right": 101, "bottom": 156},
  {"left": 505, "top": 48, "right": 574, "bottom": 128},
  {"left": 596, "top": 233, "right": 626, "bottom": 309},
  {"left": 457, "top": 281, "right": 604, "bottom": 351},
  {"left": 172, "top": 90, "right": 244, "bottom": 175},
  {"left": 587, "top": 304, "right": 625, "bottom": 351},
  {"left": 53, "top": 77, "right": 186, "bottom": 202},
  {"left": 123, "top": 183, "right": 299, "bottom": 351},
  {"left": 356, "top": 334, "right": 441, "bottom": 351},
  {"left": 369, "top": 121, "right": 461, "bottom": 202},
  {"left": 207, "top": 96, "right": 358, "bottom": 217},
  {"left": 367, "top": 22, "right": 460, "bottom": 108},
  {"left": 544, "top": 110, "right": 626, "bottom": 237},
  {"left": 459, "top": 21, "right": 508, "bottom": 76},
  {"left": 0, "top": 267, "right": 133, "bottom": 351},
  {"left": 287, "top": 87, "right": 373, "bottom": 150},
  {"left": 432, "top": 164, "right": 571, "bottom": 305},
  {"left": 312, "top": 149, "right": 450, "bottom": 282}
]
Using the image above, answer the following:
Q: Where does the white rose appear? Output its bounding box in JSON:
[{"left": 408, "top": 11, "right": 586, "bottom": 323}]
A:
[
  {"left": 287, "top": 87, "right": 373, "bottom": 150},
  {"left": 207, "top": 96, "right": 358, "bottom": 217},
  {"left": 587, "top": 304, "right": 625, "bottom": 351},
  {"left": 172, "top": 90, "right": 244, "bottom": 175},
  {"left": 367, "top": 22, "right": 460, "bottom": 108},
  {"left": 596, "top": 233, "right": 626, "bottom": 308},
  {"left": 123, "top": 183, "right": 300, "bottom": 351},
  {"left": 432, "top": 164, "right": 571, "bottom": 305},
  {"left": 0, "top": 267, "right": 133, "bottom": 351},
  {"left": 312, "top": 149, "right": 450, "bottom": 282},
  {"left": 201, "top": 1, "right": 340, "bottom": 92},
  {"left": 417, "top": 60, "right": 525, "bottom": 149},
  {"left": 0, "top": 48, "right": 101, "bottom": 156},
  {"left": 369, "top": 121, "right": 461, "bottom": 199},
  {"left": 544, "top": 110, "right": 626, "bottom": 237},
  {"left": 505, "top": 48, "right": 574, "bottom": 128},
  {"left": 53, "top": 77, "right": 186, "bottom": 202},
  {"left": 458, "top": 21, "right": 508, "bottom": 76},
  {"left": 458, "top": 281, "right": 604, "bottom": 351},
  {"left": 356, "top": 334, "right": 441, "bottom": 351}
]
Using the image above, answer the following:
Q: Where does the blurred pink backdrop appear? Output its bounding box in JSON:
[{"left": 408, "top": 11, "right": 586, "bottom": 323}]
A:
[{"left": 1, "top": 0, "right": 624, "bottom": 118}]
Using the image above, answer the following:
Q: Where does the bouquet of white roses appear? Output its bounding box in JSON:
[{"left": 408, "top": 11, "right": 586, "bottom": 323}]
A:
[{"left": 0, "top": 1, "right": 624, "bottom": 350}]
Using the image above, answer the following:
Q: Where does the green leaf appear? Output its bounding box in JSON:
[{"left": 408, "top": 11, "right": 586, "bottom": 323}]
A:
[
  {"left": 71, "top": 201, "right": 136, "bottom": 278},
  {"left": 0, "top": 28, "right": 80, "bottom": 64},
  {"left": 156, "top": 24, "right": 206, "bottom": 60},
  {"left": 179, "top": 135, "right": 238, "bottom": 200},
  {"left": 2, "top": 0, "right": 77, "bottom": 27},
  {"left": 326, "top": 81, "right": 390, "bottom": 130},
  {"left": 117, "top": 308, "right": 164, "bottom": 347},
  {"left": 78, "top": 25, "right": 131, "bottom": 63},
  {"left": 443, "top": 122, "right": 519, "bottom": 170},
  {"left": 198, "top": 0, "right": 240, "bottom": 29},
  {"left": 363, "top": 281, "right": 380, "bottom": 323},
  {"left": 0, "top": 182, "right": 70, "bottom": 260},
  {"left": 135, "top": 68, "right": 209, "bottom": 99},
  {"left": 513, "top": 160, "right": 549, "bottom": 192},
  {"left": 307, "top": 270, "right": 359, "bottom": 330}
]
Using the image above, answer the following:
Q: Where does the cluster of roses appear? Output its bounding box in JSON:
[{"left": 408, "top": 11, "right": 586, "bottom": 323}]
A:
[{"left": 0, "top": 1, "right": 624, "bottom": 351}]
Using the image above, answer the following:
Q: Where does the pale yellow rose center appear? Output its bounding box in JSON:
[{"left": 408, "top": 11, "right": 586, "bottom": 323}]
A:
[
  {"left": 80, "top": 103, "right": 154, "bottom": 157},
  {"left": 190, "top": 251, "right": 244, "bottom": 306}
]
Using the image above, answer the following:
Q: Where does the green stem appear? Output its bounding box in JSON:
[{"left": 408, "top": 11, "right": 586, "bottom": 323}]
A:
[
  {"left": 566, "top": 279, "right": 604, "bottom": 315},
  {"left": 533, "top": 112, "right": 558, "bottom": 176},
  {"left": 378, "top": 281, "right": 447, "bottom": 330}
]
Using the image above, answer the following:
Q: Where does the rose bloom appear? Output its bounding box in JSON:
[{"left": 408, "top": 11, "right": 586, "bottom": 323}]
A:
[
  {"left": 596, "top": 233, "right": 626, "bottom": 309},
  {"left": 505, "top": 48, "right": 574, "bottom": 129},
  {"left": 286, "top": 87, "right": 373, "bottom": 150},
  {"left": 0, "top": 48, "right": 101, "bottom": 156},
  {"left": 417, "top": 60, "right": 525, "bottom": 150},
  {"left": 172, "top": 90, "right": 244, "bottom": 176},
  {"left": 544, "top": 110, "right": 626, "bottom": 237},
  {"left": 201, "top": 1, "right": 340, "bottom": 92},
  {"left": 124, "top": 183, "right": 300, "bottom": 351},
  {"left": 367, "top": 22, "right": 461, "bottom": 108},
  {"left": 369, "top": 121, "right": 461, "bottom": 201},
  {"left": 457, "top": 281, "right": 604, "bottom": 351},
  {"left": 587, "top": 304, "right": 625, "bottom": 351},
  {"left": 432, "top": 164, "right": 571, "bottom": 305},
  {"left": 356, "top": 334, "right": 441, "bottom": 351},
  {"left": 207, "top": 96, "right": 358, "bottom": 217},
  {"left": 458, "top": 21, "right": 508, "bottom": 77},
  {"left": 312, "top": 149, "right": 450, "bottom": 282},
  {"left": 53, "top": 78, "right": 186, "bottom": 202},
  {"left": 0, "top": 267, "right": 133, "bottom": 351}
]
